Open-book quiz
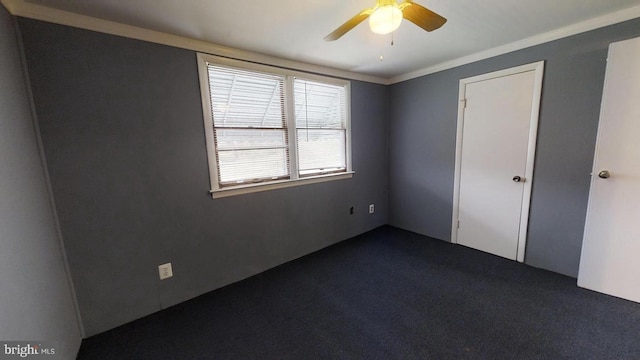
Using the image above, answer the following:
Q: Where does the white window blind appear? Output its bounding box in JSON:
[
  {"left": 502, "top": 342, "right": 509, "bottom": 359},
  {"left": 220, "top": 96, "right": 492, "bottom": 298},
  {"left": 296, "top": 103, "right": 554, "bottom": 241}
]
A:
[
  {"left": 206, "top": 65, "right": 289, "bottom": 186},
  {"left": 294, "top": 79, "right": 347, "bottom": 176},
  {"left": 198, "top": 54, "right": 352, "bottom": 197}
]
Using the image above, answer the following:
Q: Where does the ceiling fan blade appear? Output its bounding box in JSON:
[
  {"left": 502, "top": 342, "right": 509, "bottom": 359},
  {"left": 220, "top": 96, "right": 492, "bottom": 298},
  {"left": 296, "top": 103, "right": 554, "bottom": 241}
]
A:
[
  {"left": 400, "top": 1, "right": 447, "bottom": 32},
  {"left": 324, "top": 9, "right": 373, "bottom": 41}
]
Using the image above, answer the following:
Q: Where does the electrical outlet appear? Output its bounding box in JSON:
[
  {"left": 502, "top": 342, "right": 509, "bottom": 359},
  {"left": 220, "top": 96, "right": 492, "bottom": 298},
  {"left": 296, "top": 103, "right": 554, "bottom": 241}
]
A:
[
  {"left": 369, "top": 204, "right": 375, "bottom": 214},
  {"left": 158, "top": 263, "right": 173, "bottom": 280}
]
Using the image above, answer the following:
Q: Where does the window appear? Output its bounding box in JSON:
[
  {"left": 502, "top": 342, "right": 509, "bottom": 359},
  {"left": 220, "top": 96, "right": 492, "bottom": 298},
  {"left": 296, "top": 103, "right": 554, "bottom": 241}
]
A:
[
  {"left": 294, "top": 79, "right": 347, "bottom": 177},
  {"left": 197, "top": 54, "right": 352, "bottom": 198}
]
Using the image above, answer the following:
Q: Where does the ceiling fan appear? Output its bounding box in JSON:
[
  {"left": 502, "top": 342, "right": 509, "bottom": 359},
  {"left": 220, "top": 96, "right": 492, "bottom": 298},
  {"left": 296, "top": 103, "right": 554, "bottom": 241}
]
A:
[{"left": 324, "top": 0, "right": 446, "bottom": 41}]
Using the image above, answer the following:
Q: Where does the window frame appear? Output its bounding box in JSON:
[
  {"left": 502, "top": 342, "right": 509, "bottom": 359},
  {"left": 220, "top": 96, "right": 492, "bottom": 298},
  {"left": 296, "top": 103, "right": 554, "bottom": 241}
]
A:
[{"left": 197, "top": 53, "right": 353, "bottom": 198}]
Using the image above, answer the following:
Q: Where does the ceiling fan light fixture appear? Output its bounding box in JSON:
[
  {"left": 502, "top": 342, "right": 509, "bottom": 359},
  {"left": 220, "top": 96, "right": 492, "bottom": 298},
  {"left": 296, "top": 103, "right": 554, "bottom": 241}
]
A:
[
  {"left": 369, "top": 5, "right": 403, "bottom": 35},
  {"left": 324, "top": 0, "right": 445, "bottom": 41}
]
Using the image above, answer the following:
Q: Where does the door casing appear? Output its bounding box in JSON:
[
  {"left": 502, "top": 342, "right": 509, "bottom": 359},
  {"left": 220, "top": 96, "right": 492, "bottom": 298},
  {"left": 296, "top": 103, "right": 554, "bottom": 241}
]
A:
[{"left": 451, "top": 61, "right": 545, "bottom": 262}]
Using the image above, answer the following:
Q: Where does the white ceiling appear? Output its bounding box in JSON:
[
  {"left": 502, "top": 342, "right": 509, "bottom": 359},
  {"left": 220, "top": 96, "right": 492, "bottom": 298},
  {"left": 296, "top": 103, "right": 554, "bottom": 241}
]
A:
[{"left": 16, "top": 0, "right": 640, "bottom": 80}]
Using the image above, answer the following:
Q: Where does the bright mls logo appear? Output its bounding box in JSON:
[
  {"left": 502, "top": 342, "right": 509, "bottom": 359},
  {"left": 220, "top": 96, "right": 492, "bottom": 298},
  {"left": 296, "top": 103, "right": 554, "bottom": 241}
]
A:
[{"left": 1, "top": 343, "right": 56, "bottom": 359}]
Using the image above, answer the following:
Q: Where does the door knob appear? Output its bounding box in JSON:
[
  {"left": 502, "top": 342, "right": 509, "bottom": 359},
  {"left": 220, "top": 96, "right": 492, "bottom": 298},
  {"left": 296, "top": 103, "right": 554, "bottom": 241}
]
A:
[
  {"left": 512, "top": 176, "right": 524, "bottom": 183},
  {"left": 598, "top": 170, "right": 611, "bottom": 179}
]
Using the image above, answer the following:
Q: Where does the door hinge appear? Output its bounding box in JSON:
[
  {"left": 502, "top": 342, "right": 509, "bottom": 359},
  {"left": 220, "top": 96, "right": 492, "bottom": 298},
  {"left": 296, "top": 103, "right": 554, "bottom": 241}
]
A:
[
  {"left": 457, "top": 220, "right": 460, "bottom": 229},
  {"left": 460, "top": 98, "right": 467, "bottom": 109}
]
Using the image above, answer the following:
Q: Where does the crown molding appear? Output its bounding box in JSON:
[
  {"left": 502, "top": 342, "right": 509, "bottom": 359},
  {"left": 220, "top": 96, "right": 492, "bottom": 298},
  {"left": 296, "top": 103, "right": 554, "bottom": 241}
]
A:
[
  {"left": 1, "top": 0, "right": 389, "bottom": 85},
  {"left": 3, "top": 0, "right": 639, "bottom": 85},
  {"left": 389, "top": 4, "right": 640, "bottom": 84}
]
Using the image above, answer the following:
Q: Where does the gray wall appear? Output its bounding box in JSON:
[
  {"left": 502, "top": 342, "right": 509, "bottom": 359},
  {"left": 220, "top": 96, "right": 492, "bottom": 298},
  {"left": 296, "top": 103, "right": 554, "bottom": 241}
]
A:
[
  {"left": 0, "top": 8, "right": 81, "bottom": 359},
  {"left": 389, "top": 18, "right": 640, "bottom": 277},
  {"left": 18, "top": 19, "right": 389, "bottom": 337}
]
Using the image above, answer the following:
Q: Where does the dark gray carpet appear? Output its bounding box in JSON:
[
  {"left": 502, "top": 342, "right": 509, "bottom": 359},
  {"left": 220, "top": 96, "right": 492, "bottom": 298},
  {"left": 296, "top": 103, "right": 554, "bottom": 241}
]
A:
[{"left": 76, "top": 226, "right": 640, "bottom": 359}]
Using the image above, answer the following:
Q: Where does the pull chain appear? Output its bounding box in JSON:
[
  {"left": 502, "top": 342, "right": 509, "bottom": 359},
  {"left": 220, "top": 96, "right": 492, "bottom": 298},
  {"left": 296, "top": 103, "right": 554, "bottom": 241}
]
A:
[{"left": 380, "top": 29, "right": 397, "bottom": 61}]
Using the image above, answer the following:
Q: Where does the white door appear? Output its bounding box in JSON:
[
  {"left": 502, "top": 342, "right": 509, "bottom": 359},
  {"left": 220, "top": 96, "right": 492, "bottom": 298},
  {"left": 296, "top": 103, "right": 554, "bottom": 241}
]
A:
[
  {"left": 452, "top": 62, "right": 544, "bottom": 261},
  {"left": 578, "top": 37, "right": 640, "bottom": 303}
]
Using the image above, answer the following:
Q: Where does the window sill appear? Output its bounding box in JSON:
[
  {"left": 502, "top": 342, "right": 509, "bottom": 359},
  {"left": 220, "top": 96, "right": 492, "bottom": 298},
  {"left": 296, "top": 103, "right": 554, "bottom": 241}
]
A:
[{"left": 209, "top": 171, "right": 354, "bottom": 199}]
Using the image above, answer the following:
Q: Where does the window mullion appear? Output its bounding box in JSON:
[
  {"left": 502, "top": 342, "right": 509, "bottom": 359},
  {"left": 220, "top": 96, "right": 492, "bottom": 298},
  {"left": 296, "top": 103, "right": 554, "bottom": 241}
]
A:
[
  {"left": 344, "top": 83, "right": 352, "bottom": 172},
  {"left": 285, "top": 75, "right": 299, "bottom": 180}
]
